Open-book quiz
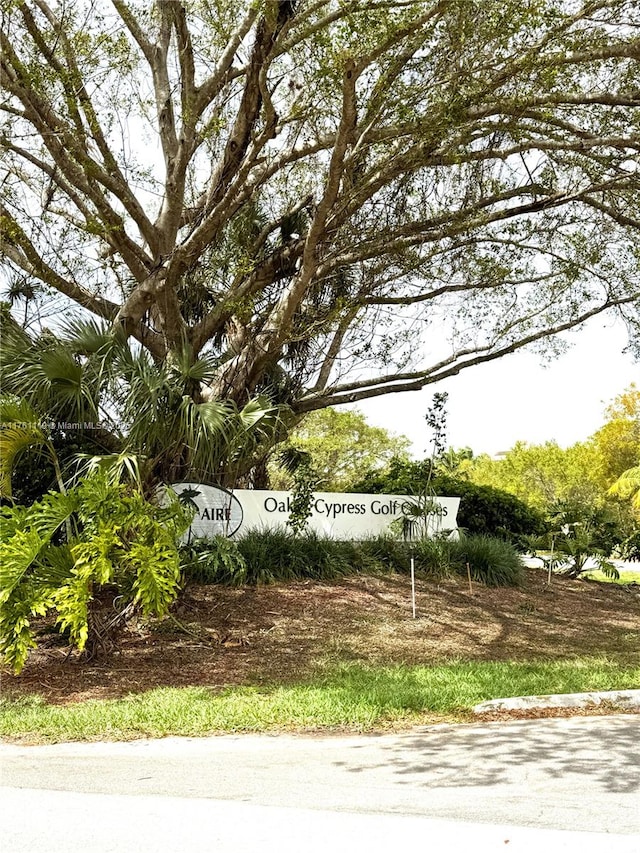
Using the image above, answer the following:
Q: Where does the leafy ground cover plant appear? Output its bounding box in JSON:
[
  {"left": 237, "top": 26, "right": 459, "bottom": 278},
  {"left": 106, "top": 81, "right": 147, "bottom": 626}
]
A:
[
  {"left": 180, "top": 537, "right": 247, "bottom": 585},
  {"left": 0, "top": 473, "right": 192, "bottom": 673}
]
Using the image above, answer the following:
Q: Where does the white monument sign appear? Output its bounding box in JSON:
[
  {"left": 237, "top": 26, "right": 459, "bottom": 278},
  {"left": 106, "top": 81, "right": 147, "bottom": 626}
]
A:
[{"left": 172, "top": 483, "right": 460, "bottom": 541}]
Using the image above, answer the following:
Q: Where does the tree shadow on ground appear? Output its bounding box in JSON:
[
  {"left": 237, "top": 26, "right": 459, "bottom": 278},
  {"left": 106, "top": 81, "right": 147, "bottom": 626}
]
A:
[{"left": 335, "top": 715, "right": 639, "bottom": 795}]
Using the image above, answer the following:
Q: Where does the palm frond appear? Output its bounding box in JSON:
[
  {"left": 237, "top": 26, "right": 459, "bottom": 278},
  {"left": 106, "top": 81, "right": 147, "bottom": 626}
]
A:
[
  {"left": 38, "top": 349, "right": 99, "bottom": 421},
  {"left": 238, "top": 395, "right": 278, "bottom": 427},
  {"left": 167, "top": 346, "right": 217, "bottom": 386},
  {"left": 232, "top": 397, "right": 286, "bottom": 458},
  {"left": 0, "top": 397, "right": 46, "bottom": 498},
  {"left": 608, "top": 466, "right": 640, "bottom": 510},
  {"left": 179, "top": 397, "right": 233, "bottom": 476},
  {"left": 1, "top": 306, "right": 288, "bottom": 490},
  {"left": 277, "top": 446, "right": 312, "bottom": 475},
  {"left": 195, "top": 399, "right": 234, "bottom": 435},
  {"left": 73, "top": 452, "right": 143, "bottom": 489},
  {"left": 60, "top": 316, "right": 114, "bottom": 356},
  {"left": 0, "top": 321, "right": 101, "bottom": 423}
]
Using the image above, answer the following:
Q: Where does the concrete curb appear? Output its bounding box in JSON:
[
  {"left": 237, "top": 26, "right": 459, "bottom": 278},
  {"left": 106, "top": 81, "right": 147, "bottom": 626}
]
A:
[{"left": 473, "top": 689, "right": 640, "bottom": 714}]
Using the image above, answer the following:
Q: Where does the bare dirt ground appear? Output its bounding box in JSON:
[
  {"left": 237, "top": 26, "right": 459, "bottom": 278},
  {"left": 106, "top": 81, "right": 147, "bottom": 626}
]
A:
[{"left": 2, "top": 569, "right": 639, "bottom": 706}]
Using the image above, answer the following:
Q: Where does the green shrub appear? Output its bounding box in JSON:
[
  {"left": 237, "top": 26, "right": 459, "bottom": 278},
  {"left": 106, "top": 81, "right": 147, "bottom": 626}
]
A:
[
  {"left": 412, "top": 535, "right": 455, "bottom": 578},
  {"left": 621, "top": 529, "right": 640, "bottom": 562},
  {"left": 443, "top": 479, "right": 544, "bottom": 548},
  {"left": 351, "top": 458, "right": 544, "bottom": 546},
  {"left": 179, "top": 529, "right": 523, "bottom": 588},
  {"left": 180, "top": 537, "right": 247, "bottom": 585},
  {"left": 357, "top": 535, "right": 410, "bottom": 573},
  {"left": 0, "top": 474, "right": 192, "bottom": 673},
  {"left": 365, "top": 533, "right": 521, "bottom": 586},
  {"left": 449, "top": 534, "right": 523, "bottom": 586}
]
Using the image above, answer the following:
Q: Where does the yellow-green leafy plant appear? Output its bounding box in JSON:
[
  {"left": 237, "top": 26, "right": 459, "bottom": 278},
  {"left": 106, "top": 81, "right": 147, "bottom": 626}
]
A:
[
  {"left": 0, "top": 472, "right": 193, "bottom": 673},
  {"left": 609, "top": 466, "right": 640, "bottom": 515}
]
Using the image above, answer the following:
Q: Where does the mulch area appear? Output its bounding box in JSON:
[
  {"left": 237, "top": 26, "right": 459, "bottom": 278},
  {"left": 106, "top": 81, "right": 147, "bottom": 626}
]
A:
[{"left": 2, "top": 569, "right": 639, "bottom": 706}]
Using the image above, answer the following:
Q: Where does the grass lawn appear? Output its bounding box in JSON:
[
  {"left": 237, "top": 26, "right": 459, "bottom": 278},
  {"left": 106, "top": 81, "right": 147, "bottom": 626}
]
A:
[
  {"left": 584, "top": 569, "right": 640, "bottom": 585},
  {"left": 2, "top": 568, "right": 639, "bottom": 742},
  {"left": 2, "top": 657, "right": 638, "bottom": 743}
]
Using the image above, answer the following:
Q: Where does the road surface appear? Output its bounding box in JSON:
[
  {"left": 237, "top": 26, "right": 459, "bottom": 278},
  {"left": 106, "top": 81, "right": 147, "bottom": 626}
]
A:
[{"left": 1, "top": 714, "right": 638, "bottom": 852}]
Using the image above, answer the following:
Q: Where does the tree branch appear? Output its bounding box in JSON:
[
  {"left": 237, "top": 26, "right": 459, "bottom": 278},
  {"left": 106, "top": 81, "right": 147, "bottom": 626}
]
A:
[
  {"left": 313, "top": 307, "right": 360, "bottom": 393},
  {"left": 192, "top": 7, "right": 259, "bottom": 119},
  {"left": 0, "top": 205, "right": 118, "bottom": 320},
  {"left": 295, "top": 292, "right": 640, "bottom": 412}
]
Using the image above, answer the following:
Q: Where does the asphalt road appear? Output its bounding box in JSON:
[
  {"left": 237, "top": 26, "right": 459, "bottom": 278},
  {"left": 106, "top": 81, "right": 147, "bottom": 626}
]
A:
[{"left": 2, "top": 715, "right": 639, "bottom": 852}]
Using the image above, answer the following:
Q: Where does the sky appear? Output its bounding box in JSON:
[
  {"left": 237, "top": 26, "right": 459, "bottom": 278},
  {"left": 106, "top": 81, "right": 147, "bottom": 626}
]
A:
[{"left": 353, "top": 315, "right": 638, "bottom": 459}]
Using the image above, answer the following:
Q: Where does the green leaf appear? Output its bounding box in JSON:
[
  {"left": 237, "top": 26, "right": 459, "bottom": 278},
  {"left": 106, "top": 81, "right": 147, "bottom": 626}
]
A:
[
  {"left": 0, "top": 530, "right": 44, "bottom": 603},
  {"left": 25, "top": 490, "right": 78, "bottom": 542},
  {"left": 0, "top": 504, "right": 30, "bottom": 540},
  {"left": 71, "top": 537, "right": 115, "bottom": 586},
  {"left": 129, "top": 542, "right": 180, "bottom": 617},
  {"left": 53, "top": 576, "right": 91, "bottom": 651},
  {"left": 0, "top": 580, "right": 54, "bottom": 673}
]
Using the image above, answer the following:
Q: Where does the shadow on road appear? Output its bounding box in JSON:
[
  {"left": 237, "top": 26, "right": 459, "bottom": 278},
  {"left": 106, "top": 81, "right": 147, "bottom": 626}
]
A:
[{"left": 335, "top": 716, "right": 639, "bottom": 794}]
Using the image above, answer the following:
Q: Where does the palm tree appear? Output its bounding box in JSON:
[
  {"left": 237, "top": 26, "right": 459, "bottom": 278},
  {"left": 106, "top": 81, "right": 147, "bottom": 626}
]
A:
[
  {"left": 0, "top": 309, "right": 285, "bottom": 499},
  {"left": 609, "top": 466, "right": 640, "bottom": 514}
]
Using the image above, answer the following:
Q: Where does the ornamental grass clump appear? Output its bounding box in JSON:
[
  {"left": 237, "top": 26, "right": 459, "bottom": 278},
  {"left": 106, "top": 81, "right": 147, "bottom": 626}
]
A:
[
  {"left": 180, "top": 529, "right": 524, "bottom": 588},
  {"left": 449, "top": 534, "right": 523, "bottom": 587},
  {"left": 235, "top": 528, "right": 354, "bottom": 584}
]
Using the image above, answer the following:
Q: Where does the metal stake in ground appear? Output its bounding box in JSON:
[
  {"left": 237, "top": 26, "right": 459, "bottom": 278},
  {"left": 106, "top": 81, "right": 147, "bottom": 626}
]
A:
[{"left": 411, "top": 553, "right": 417, "bottom": 618}]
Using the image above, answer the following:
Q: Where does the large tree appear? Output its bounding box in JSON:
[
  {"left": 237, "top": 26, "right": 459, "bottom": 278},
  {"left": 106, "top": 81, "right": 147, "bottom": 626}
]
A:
[
  {"left": 466, "top": 386, "right": 640, "bottom": 519},
  {"left": 269, "top": 406, "right": 411, "bottom": 490},
  {"left": 592, "top": 385, "right": 640, "bottom": 482},
  {"left": 467, "top": 439, "right": 605, "bottom": 512},
  {"left": 2, "top": 0, "right": 639, "bottom": 425}
]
